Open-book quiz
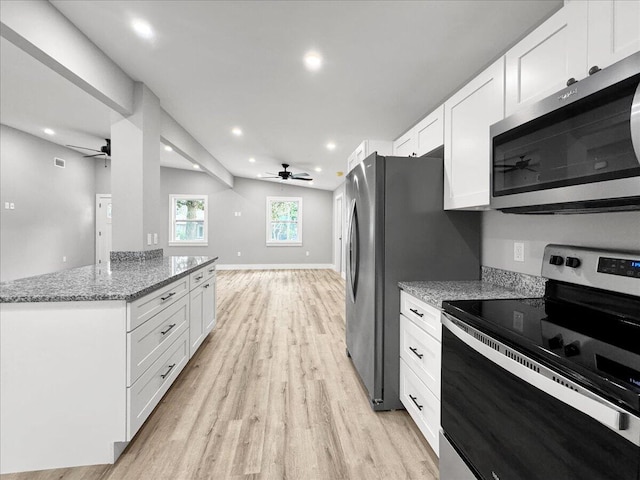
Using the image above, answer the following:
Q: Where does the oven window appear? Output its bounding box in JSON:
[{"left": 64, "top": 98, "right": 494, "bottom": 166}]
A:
[{"left": 492, "top": 75, "right": 640, "bottom": 197}]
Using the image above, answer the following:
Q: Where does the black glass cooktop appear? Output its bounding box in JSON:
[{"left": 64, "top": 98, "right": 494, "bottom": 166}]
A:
[{"left": 443, "top": 290, "right": 640, "bottom": 414}]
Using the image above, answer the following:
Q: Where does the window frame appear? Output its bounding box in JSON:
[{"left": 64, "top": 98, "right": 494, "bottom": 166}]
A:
[
  {"left": 266, "top": 196, "right": 303, "bottom": 246},
  {"left": 169, "top": 194, "right": 208, "bottom": 246}
]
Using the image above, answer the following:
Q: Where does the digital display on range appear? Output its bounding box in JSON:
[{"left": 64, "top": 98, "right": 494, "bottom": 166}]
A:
[
  {"left": 597, "top": 257, "right": 640, "bottom": 278},
  {"left": 596, "top": 355, "right": 640, "bottom": 389}
]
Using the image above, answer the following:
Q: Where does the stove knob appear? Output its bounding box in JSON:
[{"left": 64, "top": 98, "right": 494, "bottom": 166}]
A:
[
  {"left": 564, "top": 341, "right": 580, "bottom": 357},
  {"left": 548, "top": 334, "right": 564, "bottom": 349},
  {"left": 549, "top": 255, "right": 564, "bottom": 266},
  {"left": 565, "top": 257, "right": 581, "bottom": 268}
]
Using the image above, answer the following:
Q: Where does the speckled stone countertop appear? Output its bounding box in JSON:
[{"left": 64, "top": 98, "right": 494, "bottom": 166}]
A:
[
  {"left": 0, "top": 256, "right": 218, "bottom": 303},
  {"left": 398, "top": 280, "right": 537, "bottom": 309}
]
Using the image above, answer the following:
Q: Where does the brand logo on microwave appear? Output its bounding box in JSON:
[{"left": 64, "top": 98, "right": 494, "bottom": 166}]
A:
[
  {"left": 558, "top": 88, "right": 578, "bottom": 101},
  {"left": 492, "top": 472, "right": 500, "bottom": 480}
]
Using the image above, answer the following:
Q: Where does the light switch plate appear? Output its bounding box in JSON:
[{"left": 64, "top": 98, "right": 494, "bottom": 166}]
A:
[{"left": 147, "top": 233, "right": 152, "bottom": 246}]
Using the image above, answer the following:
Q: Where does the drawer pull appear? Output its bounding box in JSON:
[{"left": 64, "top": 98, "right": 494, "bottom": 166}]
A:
[
  {"left": 160, "top": 323, "right": 177, "bottom": 335},
  {"left": 195, "top": 274, "right": 204, "bottom": 281},
  {"left": 409, "top": 346, "right": 424, "bottom": 359},
  {"left": 409, "top": 394, "right": 423, "bottom": 411},
  {"left": 160, "top": 292, "right": 176, "bottom": 301},
  {"left": 160, "top": 363, "right": 176, "bottom": 379},
  {"left": 409, "top": 308, "right": 424, "bottom": 318},
  {"left": 208, "top": 268, "right": 215, "bottom": 273},
  {"left": 203, "top": 283, "right": 210, "bottom": 289}
]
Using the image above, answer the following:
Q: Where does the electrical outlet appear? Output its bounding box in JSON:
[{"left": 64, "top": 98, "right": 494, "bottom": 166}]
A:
[
  {"left": 306, "top": 251, "right": 310, "bottom": 256},
  {"left": 513, "top": 311, "right": 524, "bottom": 331},
  {"left": 62, "top": 256, "right": 67, "bottom": 262},
  {"left": 9, "top": 203, "right": 14, "bottom": 210},
  {"left": 153, "top": 233, "right": 158, "bottom": 245},
  {"left": 147, "top": 233, "right": 152, "bottom": 246},
  {"left": 514, "top": 242, "right": 525, "bottom": 262},
  {"left": 4, "top": 202, "right": 9, "bottom": 209},
  {"left": 237, "top": 251, "right": 241, "bottom": 257}
]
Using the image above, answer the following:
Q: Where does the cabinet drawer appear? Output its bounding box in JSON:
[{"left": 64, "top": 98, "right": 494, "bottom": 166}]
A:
[
  {"left": 190, "top": 263, "right": 215, "bottom": 290},
  {"left": 127, "top": 295, "right": 189, "bottom": 386},
  {"left": 127, "top": 277, "right": 189, "bottom": 331},
  {"left": 127, "top": 330, "right": 189, "bottom": 440},
  {"left": 400, "top": 358, "right": 440, "bottom": 456},
  {"left": 400, "top": 315, "right": 441, "bottom": 399},
  {"left": 400, "top": 290, "right": 442, "bottom": 341}
]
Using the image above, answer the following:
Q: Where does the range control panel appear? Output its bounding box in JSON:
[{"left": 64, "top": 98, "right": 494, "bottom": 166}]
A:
[
  {"left": 542, "top": 244, "right": 640, "bottom": 297},
  {"left": 597, "top": 257, "right": 640, "bottom": 279}
]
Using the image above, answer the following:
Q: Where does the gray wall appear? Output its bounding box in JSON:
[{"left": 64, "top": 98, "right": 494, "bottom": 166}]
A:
[
  {"left": 482, "top": 209, "right": 640, "bottom": 276},
  {"left": 161, "top": 169, "right": 334, "bottom": 265},
  {"left": 0, "top": 125, "right": 97, "bottom": 281},
  {"left": 94, "top": 158, "right": 111, "bottom": 194}
]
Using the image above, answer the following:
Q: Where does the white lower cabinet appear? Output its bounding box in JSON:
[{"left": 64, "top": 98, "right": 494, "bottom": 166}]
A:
[
  {"left": 399, "top": 290, "right": 442, "bottom": 456},
  {"left": 189, "top": 266, "right": 216, "bottom": 357},
  {"left": 127, "top": 331, "right": 190, "bottom": 439},
  {"left": 400, "top": 358, "right": 440, "bottom": 455}
]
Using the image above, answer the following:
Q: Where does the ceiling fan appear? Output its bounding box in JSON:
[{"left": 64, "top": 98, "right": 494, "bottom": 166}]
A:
[
  {"left": 66, "top": 138, "right": 111, "bottom": 158},
  {"left": 263, "top": 163, "right": 313, "bottom": 181},
  {"left": 495, "top": 155, "right": 539, "bottom": 173}
]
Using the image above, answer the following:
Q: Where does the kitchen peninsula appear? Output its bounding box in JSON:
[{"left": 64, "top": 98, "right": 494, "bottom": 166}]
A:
[{"left": 0, "top": 254, "right": 218, "bottom": 474}]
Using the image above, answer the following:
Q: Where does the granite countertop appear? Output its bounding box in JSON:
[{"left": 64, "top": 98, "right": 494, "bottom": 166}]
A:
[
  {"left": 399, "top": 280, "right": 537, "bottom": 309},
  {"left": 0, "top": 256, "right": 218, "bottom": 303}
]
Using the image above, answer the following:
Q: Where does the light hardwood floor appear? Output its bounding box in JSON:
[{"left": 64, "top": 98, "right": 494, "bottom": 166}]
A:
[{"left": 2, "top": 269, "right": 438, "bottom": 480}]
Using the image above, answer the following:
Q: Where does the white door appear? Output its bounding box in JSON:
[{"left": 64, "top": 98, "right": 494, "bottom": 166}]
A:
[
  {"left": 335, "top": 194, "right": 344, "bottom": 276},
  {"left": 95, "top": 194, "right": 112, "bottom": 265}
]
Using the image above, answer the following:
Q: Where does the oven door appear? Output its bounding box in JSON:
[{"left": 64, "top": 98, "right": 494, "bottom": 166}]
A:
[{"left": 441, "top": 315, "right": 640, "bottom": 480}]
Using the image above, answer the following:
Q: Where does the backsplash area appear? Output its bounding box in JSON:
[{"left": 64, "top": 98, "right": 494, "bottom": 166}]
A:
[{"left": 482, "top": 266, "right": 546, "bottom": 297}]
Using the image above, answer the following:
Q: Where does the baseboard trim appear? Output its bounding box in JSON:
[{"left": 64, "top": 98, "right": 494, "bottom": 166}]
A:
[{"left": 217, "top": 263, "right": 335, "bottom": 271}]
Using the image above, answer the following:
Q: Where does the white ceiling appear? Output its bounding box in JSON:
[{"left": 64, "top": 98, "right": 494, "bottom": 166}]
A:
[{"left": 6, "top": 1, "right": 563, "bottom": 190}]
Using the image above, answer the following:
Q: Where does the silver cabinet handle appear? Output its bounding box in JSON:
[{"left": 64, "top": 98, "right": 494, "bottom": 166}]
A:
[
  {"left": 203, "top": 283, "right": 210, "bottom": 289},
  {"left": 409, "top": 308, "right": 424, "bottom": 318},
  {"left": 160, "top": 363, "right": 176, "bottom": 379},
  {"left": 160, "top": 292, "right": 176, "bottom": 301},
  {"left": 195, "top": 274, "right": 203, "bottom": 281},
  {"left": 160, "top": 324, "right": 176, "bottom": 335}
]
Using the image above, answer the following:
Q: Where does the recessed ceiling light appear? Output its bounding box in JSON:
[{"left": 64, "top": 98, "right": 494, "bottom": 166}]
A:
[
  {"left": 326, "top": 142, "right": 336, "bottom": 151},
  {"left": 164, "top": 145, "right": 173, "bottom": 152},
  {"left": 43, "top": 128, "right": 55, "bottom": 135},
  {"left": 193, "top": 164, "right": 200, "bottom": 169},
  {"left": 232, "top": 127, "right": 243, "bottom": 136},
  {"left": 304, "top": 51, "right": 323, "bottom": 71},
  {"left": 249, "top": 157, "right": 256, "bottom": 163},
  {"left": 314, "top": 167, "right": 322, "bottom": 172},
  {"left": 132, "top": 19, "right": 154, "bottom": 40}
]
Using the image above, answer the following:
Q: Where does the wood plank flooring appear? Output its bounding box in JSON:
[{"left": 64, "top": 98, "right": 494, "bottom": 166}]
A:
[{"left": 2, "top": 269, "right": 438, "bottom": 480}]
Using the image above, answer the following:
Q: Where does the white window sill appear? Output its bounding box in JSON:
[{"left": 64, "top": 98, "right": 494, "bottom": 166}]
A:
[
  {"left": 168, "top": 241, "right": 208, "bottom": 247},
  {"left": 266, "top": 242, "right": 302, "bottom": 247}
]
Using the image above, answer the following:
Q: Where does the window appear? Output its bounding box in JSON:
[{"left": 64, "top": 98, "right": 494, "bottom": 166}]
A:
[
  {"left": 169, "top": 194, "right": 208, "bottom": 246},
  {"left": 266, "top": 196, "right": 302, "bottom": 246}
]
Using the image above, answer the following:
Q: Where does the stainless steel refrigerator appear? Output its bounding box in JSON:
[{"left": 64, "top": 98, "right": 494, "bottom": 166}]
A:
[{"left": 345, "top": 153, "right": 480, "bottom": 410}]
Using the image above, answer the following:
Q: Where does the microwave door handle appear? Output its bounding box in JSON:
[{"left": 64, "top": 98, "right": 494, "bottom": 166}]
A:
[
  {"left": 630, "top": 80, "right": 640, "bottom": 164},
  {"left": 442, "top": 314, "right": 628, "bottom": 435}
]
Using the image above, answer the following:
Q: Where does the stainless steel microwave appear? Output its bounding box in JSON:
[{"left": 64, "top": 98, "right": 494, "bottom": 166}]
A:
[{"left": 490, "top": 51, "right": 640, "bottom": 214}]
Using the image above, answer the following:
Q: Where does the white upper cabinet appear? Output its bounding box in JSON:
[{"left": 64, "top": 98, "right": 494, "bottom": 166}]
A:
[
  {"left": 505, "top": 1, "right": 588, "bottom": 117},
  {"left": 444, "top": 58, "right": 505, "bottom": 210},
  {"left": 393, "top": 129, "right": 417, "bottom": 157},
  {"left": 346, "top": 140, "right": 392, "bottom": 173},
  {"left": 393, "top": 105, "right": 445, "bottom": 158},
  {"left": 587, "top": 0, "right": 640, "bottom": 71}
]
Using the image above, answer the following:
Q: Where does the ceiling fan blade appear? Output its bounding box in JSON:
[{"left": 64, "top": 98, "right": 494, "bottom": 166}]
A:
[
  {"left": 292, "top": 172, "right": 310, "bottom": 177},
  {"left": 524, "top": 168, "right": 538, "bottom": 172},
  {"left": 262, "top": 176, "right": 281, "bottom": 179},
  {"left": 66, "top": 144, "right": 102, "bottom": 153},
  {"left": 293, "top": 177, "right": 313, "bottom": 181},
  {"left": 83, "top": 153, "right": 106, "bottom": 158}
]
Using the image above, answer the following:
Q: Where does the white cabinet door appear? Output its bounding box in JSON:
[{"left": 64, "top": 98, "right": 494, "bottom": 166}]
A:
[
  {"left": 393, "top": 129, "right": 417, "bottom": 157},
  {"left": 415, "top": 104, "right": 444, "bottom": 157},
  {"left": 203, "top": 275, "right": 216, "bottom": 334},
  {"left": 505, "top": 2, "right": 588, "bottom": 116},
  {"left": 189, "top": 286, "right": 205, "bottom": 357},
  {"left": 587, "top": 0, "right": 640, "bottom": 71},
  {"left": 444, "top": 58, "right": 505, "bottom": 210}
]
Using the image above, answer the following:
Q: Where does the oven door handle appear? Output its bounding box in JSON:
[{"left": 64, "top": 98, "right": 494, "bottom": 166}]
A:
[{"left": 442, "top": 313, "right": 628, "bottom": 434}]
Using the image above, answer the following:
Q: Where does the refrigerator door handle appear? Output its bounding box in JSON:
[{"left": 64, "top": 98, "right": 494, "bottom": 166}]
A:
[{"left": 348, "top": 200, "right": 360, "bottom": 302}]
